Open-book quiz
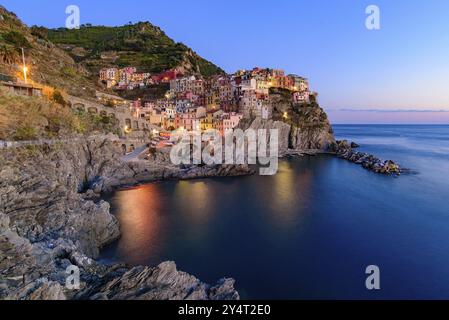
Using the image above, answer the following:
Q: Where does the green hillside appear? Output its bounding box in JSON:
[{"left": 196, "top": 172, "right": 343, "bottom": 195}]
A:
[{"left": 45, "top": 22, "right": 224, "bottom": 77}]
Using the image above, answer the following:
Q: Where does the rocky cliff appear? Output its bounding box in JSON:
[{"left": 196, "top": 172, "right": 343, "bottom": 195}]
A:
[
  {"left": 0, "top": 136, "right": 244, "bottom": 300},
  {"left": 240, "top": 90, "right": 336, "bottom": 156}
]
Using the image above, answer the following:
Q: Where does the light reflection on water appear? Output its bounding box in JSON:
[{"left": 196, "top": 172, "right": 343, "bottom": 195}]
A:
[
  {"left": 173, "top": 181, "right": 214, "bottom": 225},
  {"left": 112, "top": 184, "right": 164, "bottom": 265},
  {"left": 101, "top": 125, "right": 449, "bottom": 299},
  {"left": 266, "top": 161, "right": 312, "bottom": 228}
]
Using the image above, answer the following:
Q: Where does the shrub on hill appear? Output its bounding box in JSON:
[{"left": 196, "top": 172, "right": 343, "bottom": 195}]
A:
[{"left": 0, "top": 89, "right": 119, "bottom": 141}]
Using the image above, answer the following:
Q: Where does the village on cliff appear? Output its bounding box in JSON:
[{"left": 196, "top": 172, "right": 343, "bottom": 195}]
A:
[{"left": 98, "top": 66, "right": 313, "bottom": 134}]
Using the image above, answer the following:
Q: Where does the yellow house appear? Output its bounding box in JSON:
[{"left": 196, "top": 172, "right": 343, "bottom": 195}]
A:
[{"left": 200, "top": 112, "right": 215, "bottom": 131}]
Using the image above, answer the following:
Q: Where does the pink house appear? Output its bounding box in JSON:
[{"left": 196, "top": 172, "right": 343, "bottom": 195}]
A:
[
  {"left": 293, "top": 91, "right": 310, "bottom": 103},
  {"left": 223, "top": 112, "right": 243, "bottom": 132}
]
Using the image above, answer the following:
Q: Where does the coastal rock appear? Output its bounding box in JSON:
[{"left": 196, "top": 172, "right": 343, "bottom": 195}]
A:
[
  {"left": 76, "top": 262, "right": 239, "bottom": 301},
  {"left": 335, "top": 140, "right": 401, "bottom": 175},
  {"left": 240, "top": 97, "right": 336, "bottom": 155},
  {"left": 247, "top": 118, "right": 291, "bottom": 155},
  {"left": 27, "top": 280, "right": 67, "bottom": 300},
  {"left": 0, "top": 136, "right": 244, "bottom": 300},
  {"left": 177, "top": 164, "right": 253, "bottom": 180},
  {"left": 3, "top": 276, "right": 67, "bottom": 300},
  {"left": 289, "top": 125, "right": 335, "bottom": 151}
]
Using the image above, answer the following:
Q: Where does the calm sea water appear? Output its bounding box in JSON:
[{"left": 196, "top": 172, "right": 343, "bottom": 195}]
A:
[{"left": 100, "top": 125, "right": 449, "bottom": 299}]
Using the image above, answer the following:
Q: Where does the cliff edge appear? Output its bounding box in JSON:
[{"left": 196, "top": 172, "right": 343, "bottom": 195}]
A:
[
  {"left": 0, "top": 137, "right": 242, "bottom": 300},
  {"left": 240, "top": 89, "right": 336, "bottom": 155}
]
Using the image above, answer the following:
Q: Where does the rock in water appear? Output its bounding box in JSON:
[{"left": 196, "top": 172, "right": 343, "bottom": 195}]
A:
[
  {"left": 334, "top": 140, "right": 402, "bottom": 175},
  {"left": 0, "top": 136, "right": 243, "bottom": 300}
]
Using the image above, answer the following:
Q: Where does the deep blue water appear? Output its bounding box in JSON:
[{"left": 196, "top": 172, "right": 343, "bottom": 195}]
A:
[{"left": 101, "top": 125, "right": 449, "bottom": 299}]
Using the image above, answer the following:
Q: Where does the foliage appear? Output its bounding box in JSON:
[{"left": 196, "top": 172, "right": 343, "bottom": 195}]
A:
[
  {"left": 270, "top": 92, "right": 329, "bottom": 130},
  {"left": 0, "top": 91, "right": 119, "bottom": 141},
  {"left": 118, "top": 83, "right": 169, "bottom": 100},
  {"left": 46, "top": 23, "right": 224, "bottom": 76},
  {"left": 30, "top": 26, "right": 48, "bottom": 40},
  {"left": 61, "top": 66, "right": 77, "bottom": 77},
  {"left": 269, "top": 87, "right": 293, "bottom": 98},
  {"left": 51, "top": 89, "right": 67, "bottom": 106},
  {"left": 0, "top": 44, "right": 18, "bottom": 64},
  {"left": 2, "top": 30, "right": 31, "bottom": 48},
  {"left": 13, "top": 125, "right": 37, "bottom": 140}
]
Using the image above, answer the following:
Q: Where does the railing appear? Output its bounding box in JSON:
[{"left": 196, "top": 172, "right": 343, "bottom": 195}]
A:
[{"left": 0, "top": 134, "right": 154, "bottom": 150}]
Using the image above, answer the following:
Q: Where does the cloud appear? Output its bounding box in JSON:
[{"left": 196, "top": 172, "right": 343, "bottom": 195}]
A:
[{"left": 328, "top": 108, "right": 449, "bottom": 113}]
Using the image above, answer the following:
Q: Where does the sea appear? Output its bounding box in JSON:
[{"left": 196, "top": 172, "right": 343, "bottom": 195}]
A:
[{"left": 100, "top": 125, "right": 449, "bottom": 299}]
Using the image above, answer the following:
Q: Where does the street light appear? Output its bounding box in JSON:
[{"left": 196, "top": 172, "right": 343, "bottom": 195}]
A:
[
  {"left": 21, "top": 48, "right": 28, "bottom": 83},
  {"left": 22, "top": 66, "right": 28, "bottom": 83}
]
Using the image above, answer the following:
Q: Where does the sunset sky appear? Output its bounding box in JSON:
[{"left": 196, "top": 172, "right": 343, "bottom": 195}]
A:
[{"left": 3, "top": 0, "right": 449, "bottom": 123}]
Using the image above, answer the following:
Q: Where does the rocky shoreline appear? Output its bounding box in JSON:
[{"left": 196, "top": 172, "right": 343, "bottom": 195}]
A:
[
  {"left": 0, "top": 131, "right": 402, "bottom": 300},
  {"left": 0, "top": 136, "right": 247, "bottom": 300},
  {"left": 332, "top": 140, "right": 402, "bottom": 175}
]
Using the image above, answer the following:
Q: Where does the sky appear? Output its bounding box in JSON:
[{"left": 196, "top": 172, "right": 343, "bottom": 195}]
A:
[{"left": 2, "top": 0, "right": 449, "bottom": 123}]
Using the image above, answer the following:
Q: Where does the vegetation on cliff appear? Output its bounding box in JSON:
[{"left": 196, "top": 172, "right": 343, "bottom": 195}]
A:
[
  {"left": 0, "top": 6, "right": 97, "bottom": 97},
  {"left": 0, "top": 5, "right": 223, "bottom": 100},
  {"left": 44, "top": 22, "right": 224, "bottom": 77},
  {"left": 268, "top": 88, "right": 335, "bottom": 150},
  {"left": 269, "top": 88, "right": 330, "bottom": 130},
  {"left": 0, "top": 89, "right": 119, "bottom": 141}
]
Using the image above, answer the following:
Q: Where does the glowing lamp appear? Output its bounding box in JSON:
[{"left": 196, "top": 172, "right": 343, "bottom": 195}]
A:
[{"left": 22, "top": 66, "right": 28, "bottom": 83}]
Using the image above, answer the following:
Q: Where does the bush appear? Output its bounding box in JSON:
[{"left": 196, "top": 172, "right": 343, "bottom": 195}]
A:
[
  {"left": 52, "top": 90, "right": 67, "bottom": 106},
  {"left": 0, "top": 44, "right": 19, "bottom": 64},
  {"left": 30, "top": 26, "right": 49, "bottom": 40},
  {"left": 13, "top": 126, "right": 37, "bottom": 140},
  {"left": 2, "top": 31, "right": 31, "bottom": 48},
  {"left": 61, "top": 66, "right": 77, "bottom": 77},
  {"left": 0, "top": 92, "right": 121, "bottom": 140}
]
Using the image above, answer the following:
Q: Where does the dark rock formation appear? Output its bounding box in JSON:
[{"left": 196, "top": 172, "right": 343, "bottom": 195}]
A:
[
  {"left": 0, "top": 136, "right": 243, "bottom": 300},
  {"left": 239, "top": 98, "right": 336, "bottom": 156},
  {"left": 75, "top": 262, "right": 239, "bottom": 300},
  {"left": 334, "top": 140, "right": 401, "bottom": 175}
]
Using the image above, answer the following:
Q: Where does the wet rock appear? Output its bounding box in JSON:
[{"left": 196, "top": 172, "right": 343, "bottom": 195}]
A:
[
  {"left": 0, "top": 136, "right": 242, "bottom": 300},
  {"left": 28, "top": 281, "right": 67, "bottom": 300},
  {"left": 77, "top": 262, "right": 239, "bottom": 301},
  {"left": 335, "top": 140, "right": 401, "bottom": 175}
]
